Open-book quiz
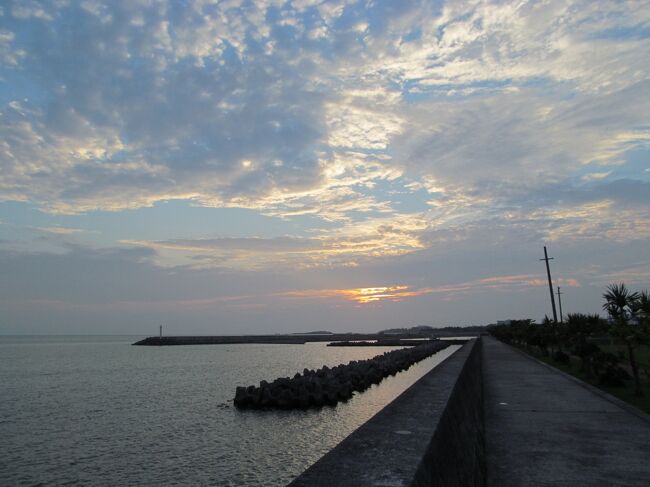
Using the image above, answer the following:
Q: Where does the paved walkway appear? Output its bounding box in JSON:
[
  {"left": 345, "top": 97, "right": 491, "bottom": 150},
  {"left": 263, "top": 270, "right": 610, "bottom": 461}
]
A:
[{"left": 483, "top": 337, "right": 650, "bottom": 486}]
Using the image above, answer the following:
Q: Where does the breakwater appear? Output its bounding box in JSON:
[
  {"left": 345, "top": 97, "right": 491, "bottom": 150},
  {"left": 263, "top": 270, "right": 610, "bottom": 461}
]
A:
[
  {"left": 327, "top": 339, "right": 425, "bottom": 347},
  {"left": 132, "top": 333, "right": 436, "bottom": 346},
  {"left": 328, "top": 339, "right": 469, "bottom": 347},
  {"left": 233, "top": 342, "right": 451, "bottom": 409}
]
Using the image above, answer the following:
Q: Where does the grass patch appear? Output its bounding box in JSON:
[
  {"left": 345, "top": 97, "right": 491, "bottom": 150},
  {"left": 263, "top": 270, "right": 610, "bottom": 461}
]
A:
[{"left": 599, "top": 343, "right": 650, "bottom": 371}]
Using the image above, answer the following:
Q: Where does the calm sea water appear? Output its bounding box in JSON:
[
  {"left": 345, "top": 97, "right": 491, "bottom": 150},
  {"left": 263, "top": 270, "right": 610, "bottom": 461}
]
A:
[{"left": 0, "top": 336, "right": 460, "bottom": 486}]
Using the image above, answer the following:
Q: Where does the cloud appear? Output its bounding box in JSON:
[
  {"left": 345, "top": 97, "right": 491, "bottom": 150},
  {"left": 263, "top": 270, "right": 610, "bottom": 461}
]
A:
[
  {"left": 1, "top": 0, "right": 329, "bottom": 213},
  {"left": 585, "top": 262, "right": 650, "bottom": 288},
  {"left": 581, "top": 172, "right": 611, "bottom": 182},
  {"left": 393, "top": 83, "right": 650, "bottom": 193},
  {"left": 0, "top": 0, "right": 647, "bottom": 226},
  {"left": 121, "top": 211, "right": 427, "bottom": 269},
  {"left": 1, "top": 0, "right": 650, "bottom": 334},
  {"left": 26, "top": 271, "right": 580, "bottom": 312},
  {"left": 0, "top": 233, "right": 646, "bottom": 333},
  {"left": 36, "top": 226, "right": 86, "bottom": 235},
  {"left": 355, "top": 0, "right": 650, "bottom": 94},
  {"left": 413, "top": 274, "right": 580, "bottom": 296},
  {"left": 277, "top": 285, "right": 434, "bottom": 304}
]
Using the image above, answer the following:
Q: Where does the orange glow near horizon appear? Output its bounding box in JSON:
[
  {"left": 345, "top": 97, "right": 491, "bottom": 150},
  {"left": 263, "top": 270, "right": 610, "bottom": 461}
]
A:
[
  {"left": 279, "top": 285, "right": 434, "bottom": 304},
  {"left": 276, "top": 274, "right": 581, "bottom": 305}
]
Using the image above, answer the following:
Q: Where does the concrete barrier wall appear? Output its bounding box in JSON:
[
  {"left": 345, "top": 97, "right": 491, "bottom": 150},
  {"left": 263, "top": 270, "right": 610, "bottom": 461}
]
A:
[
  {"left": 413, "top": 336, "right": 484, "bottom": 486},
  {"left": 288, "top": 338, "right": 484, "bottom": 487}
]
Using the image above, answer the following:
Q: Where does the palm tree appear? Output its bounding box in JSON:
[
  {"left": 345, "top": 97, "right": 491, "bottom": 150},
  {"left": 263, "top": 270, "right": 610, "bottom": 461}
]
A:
[
  {"left": 602, "top": 283, "right": 639, "bottom": 323},
  {"left": 632, "top": 290, "right": 650, "bottom": 322},
  {"left": 603, "top": 283, "right": 643, "bottom": 396}
]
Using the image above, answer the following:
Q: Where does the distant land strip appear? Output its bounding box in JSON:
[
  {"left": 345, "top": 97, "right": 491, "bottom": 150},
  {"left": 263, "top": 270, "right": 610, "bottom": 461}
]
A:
[{"left": 132, "top": 331, "right": 478, "bottom": 346}]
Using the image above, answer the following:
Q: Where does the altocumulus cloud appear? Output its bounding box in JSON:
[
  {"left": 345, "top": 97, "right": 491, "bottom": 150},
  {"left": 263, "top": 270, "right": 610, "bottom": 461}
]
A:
[
  {"left": 0, "top": 1, "right": 647, "bottom": 218},
  {"left": 121, "top": 211, "right": 427, "bottom": 270},
  {"left": 1, "top": 0, "right": 650, "bottom": 332}
]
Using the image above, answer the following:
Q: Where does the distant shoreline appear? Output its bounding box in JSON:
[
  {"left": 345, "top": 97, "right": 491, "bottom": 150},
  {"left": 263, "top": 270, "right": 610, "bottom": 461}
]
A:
[{"left": 132, "top": 331, "right": 478, "bottom": 346}]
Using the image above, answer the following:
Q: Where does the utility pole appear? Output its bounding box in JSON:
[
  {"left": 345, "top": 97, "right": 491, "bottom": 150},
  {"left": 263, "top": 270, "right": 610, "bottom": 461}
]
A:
[
  {"left": 540, "top": 246, "right": 558, "bottom": 323},
  {"left": 557, "top": 287, "right": 564, "bottom": 323}
]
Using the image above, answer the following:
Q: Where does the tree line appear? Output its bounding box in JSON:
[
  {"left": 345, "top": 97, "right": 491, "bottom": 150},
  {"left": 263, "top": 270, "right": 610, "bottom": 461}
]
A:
[{"left": 488, "top": 283, "right": 650, "bottom": 396}]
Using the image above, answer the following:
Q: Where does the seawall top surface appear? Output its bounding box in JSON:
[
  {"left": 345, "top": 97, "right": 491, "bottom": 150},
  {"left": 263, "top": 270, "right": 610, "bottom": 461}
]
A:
[{"left": 483, "top": 337, "right": 650, "bottom": 487}]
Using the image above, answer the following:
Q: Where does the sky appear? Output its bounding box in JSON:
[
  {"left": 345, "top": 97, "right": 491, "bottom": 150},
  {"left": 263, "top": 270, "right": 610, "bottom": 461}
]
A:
[{"left": 1, "top": 0, "right": 649, "bottom": 335}]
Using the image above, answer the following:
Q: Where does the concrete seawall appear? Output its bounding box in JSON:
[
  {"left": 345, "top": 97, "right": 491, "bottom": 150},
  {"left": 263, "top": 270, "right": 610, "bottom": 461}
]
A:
[
  {"left": 288, "top": 337, "right": 650, "bottom": 486},
  {"left": 288, "top": 338, "right": 484, "bottom": 487}
]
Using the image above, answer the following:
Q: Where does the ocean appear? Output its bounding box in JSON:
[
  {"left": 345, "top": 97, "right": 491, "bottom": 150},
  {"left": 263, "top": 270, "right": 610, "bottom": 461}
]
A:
[{"left": 0, "top": 335, "right": 459, "bottom": 486}]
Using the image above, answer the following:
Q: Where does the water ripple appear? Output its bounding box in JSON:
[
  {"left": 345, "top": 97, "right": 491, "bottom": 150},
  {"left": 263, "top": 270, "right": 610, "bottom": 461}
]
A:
[{"left": 0, "top": 336, "right": 459, "bottom": 486}]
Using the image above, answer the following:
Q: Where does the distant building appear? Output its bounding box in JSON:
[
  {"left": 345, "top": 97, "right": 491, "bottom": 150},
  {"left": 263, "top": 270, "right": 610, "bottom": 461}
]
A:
[
  {"left": 379, "top": 325, "right": 435, "bottom": 335},
  {"left": 606, "top": 316, "right": 641, "bottom": 326}
]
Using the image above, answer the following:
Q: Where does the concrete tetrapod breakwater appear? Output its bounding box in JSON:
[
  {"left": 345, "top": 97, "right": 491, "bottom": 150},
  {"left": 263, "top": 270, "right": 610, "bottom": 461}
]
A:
[
  {"left": 327, "top": 339, "right": 469, "bottom": 347},
  {"left": 233, "top": 341, "right": 451, "bottom": 409}
]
